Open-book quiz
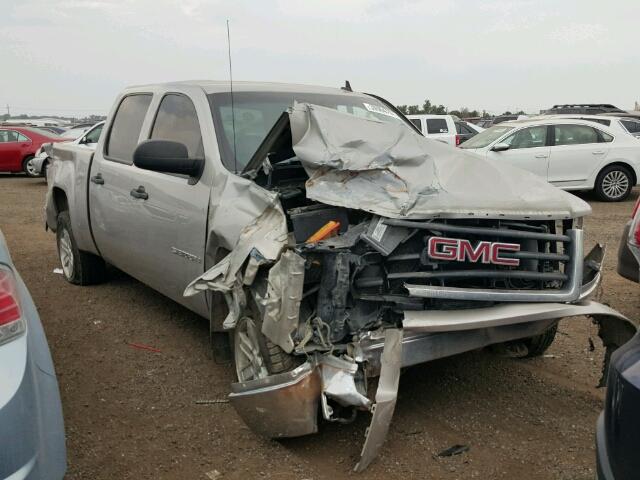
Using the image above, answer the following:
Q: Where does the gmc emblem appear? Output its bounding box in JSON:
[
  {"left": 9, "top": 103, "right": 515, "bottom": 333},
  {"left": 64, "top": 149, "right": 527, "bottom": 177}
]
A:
[{"left": 427, "top": 236, "right": 520, "bottom": 267}]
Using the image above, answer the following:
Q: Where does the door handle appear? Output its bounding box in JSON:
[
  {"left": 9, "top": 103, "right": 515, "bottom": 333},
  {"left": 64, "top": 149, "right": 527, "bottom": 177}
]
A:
[
  {"left": 534, "top": 154, "right": 548, "bottom": 158},
  {"left": 130, "top": 185, "right": 149, "bottom": 200},
  {"left": 592, "top": 150, "right": 605, "bottom": 155},
  {"left": 90, "top": 173, "right": 104, "bottom": 185}
]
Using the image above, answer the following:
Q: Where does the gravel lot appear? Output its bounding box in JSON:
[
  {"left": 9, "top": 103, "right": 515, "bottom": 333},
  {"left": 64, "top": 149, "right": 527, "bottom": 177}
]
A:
[{"left": 1, "top": 175, "right": 639, "bottom": 480}]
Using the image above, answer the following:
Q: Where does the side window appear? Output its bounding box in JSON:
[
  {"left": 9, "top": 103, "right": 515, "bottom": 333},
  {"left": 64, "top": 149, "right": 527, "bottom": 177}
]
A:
[
  {"left": 105, "top": 94, "right": 153, "bottom": 163},
  {"left": 410, "top": 118, "right": 422, "bottom": 131},
  {"left": 502, "top": 126, "right": 547, "bottom": 149},
  {"left": 426, "top": 118, "right": 448, "bottom": 134},
  {"left": 0, "top": 130, "right": 19, "bottom": 142},
  {"left": 84, "top": 124, "right": 103, "bottom": 144},
  {"left": 599, "top": 131, "right": 614, "bottom": 143},
  {"left": 150, "top": 94, "right": 203, "bottom": 157},
  {"left": 17, "top": 133, "right": 30, "bottom": 142},
  {"left": 620, "top": 120, "right": 640, "bottom": 134},
  {"left": 554, "top": 124, "right": 599, "bottom": 146}
]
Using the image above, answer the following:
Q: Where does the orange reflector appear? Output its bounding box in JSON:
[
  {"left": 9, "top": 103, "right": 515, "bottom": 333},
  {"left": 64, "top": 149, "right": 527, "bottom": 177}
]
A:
[{"left": 306, "top": 221, "right": 341, "bottom": 243}]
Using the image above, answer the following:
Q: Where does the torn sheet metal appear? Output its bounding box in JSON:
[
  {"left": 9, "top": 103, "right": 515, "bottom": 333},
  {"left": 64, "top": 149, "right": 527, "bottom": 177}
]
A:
[
  {"left": 228, "top": 362, "right": 321, "bottom": 438},
  {"left": 354, "top": 328, "right": 403, "bottom": 472},
  {"left": 184, "top": 196, "right": 288, "bottom": 329},
  {"left": 261, "top": 250, "right": 305, "bottom": 353},
  {"left": 288, "top": 103, "right": 590, "bottom": 220},
  {"left": 319, "top": 354, "right": 371, "bottom": 413}
]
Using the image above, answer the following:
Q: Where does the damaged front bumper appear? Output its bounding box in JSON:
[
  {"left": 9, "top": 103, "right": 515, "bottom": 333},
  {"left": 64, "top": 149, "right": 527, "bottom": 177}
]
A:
[{"left": 230, "top": 300, "right": 634, "bottom": 471}]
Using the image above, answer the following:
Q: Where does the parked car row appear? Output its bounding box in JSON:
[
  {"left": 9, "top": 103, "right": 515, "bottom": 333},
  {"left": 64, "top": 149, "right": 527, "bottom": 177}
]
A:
[{"left": 0, "top": 122, "right": 104, "bottom": 178}]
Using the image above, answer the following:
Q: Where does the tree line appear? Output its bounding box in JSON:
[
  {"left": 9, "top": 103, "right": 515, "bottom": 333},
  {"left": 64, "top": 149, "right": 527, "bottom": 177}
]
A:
[{"left": 396, "top": 99, "right": 525, "bottom": 119}]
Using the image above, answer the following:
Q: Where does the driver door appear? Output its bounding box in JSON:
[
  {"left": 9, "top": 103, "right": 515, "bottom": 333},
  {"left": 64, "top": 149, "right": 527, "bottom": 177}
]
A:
[{"left": 486, "top": 125, "right": 551, "bottom": 180}]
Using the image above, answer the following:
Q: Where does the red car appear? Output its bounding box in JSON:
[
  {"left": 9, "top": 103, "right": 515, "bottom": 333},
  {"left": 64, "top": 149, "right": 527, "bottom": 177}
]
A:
[{"left": 0, "top": 126, "right": 69, "bottom": 177}]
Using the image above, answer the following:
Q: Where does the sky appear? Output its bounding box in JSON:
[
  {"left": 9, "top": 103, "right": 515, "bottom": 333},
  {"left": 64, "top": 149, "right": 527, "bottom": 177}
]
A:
[{"left": 1, "top": 0, "right": 639, "bottom": 117}]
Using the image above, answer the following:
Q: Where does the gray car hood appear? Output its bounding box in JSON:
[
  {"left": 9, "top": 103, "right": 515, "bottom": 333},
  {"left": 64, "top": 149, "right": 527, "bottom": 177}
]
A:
[{"left": 285, "top": 104, "right": 590, "bottom": 220}]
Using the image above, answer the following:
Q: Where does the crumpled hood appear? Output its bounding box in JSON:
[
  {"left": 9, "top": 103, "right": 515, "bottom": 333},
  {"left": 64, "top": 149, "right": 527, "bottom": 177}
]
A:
[{"left": 289, "top": 104, "right": 591, "bottom": 220}]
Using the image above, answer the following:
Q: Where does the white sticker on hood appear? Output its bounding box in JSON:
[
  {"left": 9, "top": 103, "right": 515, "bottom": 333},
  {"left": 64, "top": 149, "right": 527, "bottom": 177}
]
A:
[{"left": 363, "top": 103, "right": 400, "bottom": 120}]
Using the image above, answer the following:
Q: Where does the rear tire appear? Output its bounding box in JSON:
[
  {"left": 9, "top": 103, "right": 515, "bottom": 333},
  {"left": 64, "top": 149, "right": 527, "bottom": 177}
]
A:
[
  {"left": 56, "top": 211, "right": 106, "bottom": 285},
  {"left": 595, "top": 165, "right": 633, "bottom": 202},
  {"left": 22, "top": 155, "right": 38, "bottom": 177}
]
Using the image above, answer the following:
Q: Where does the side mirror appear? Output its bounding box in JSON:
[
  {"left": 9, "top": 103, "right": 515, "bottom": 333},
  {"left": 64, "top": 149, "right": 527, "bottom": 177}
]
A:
[
  {"left": 492, "top": 142, "right": 511, "bottom": 152},
  {"left": 133, "top": 140, "right": 203, "bottom": 178}
]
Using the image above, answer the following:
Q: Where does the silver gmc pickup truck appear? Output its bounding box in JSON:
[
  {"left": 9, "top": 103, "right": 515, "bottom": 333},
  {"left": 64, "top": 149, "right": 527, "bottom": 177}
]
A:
[{"left": 44, "top": 81, "right": 636, "bottom": 471}]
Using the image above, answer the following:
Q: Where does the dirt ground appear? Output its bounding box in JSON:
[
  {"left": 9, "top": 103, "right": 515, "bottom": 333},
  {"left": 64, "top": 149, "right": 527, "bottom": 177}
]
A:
[{"left": 1, "top": 175, "right": 638, "bottom": 480}]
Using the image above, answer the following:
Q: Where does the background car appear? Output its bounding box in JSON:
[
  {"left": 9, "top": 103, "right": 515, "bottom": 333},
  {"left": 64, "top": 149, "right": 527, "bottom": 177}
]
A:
[
  {"left": 461, "top": 118, "right": 640, "bottom": 201},
  {"left": 34, "top": 121, "right": 104, "bottom": 180},
  {"left": 61, "top": 125, "right": 93, "bottom": 140},
  {"left": 596, "top": 328, "right": 640, "bottom": 480},
  {"left": 617, "top": 196, "right": 640, "bottom": 282},
  {"left": 0, "top": 229, "right": 66, "bottom": 479},
  {"left": 0, "top": 126, "right": 69, "bottom": 177},
  {"left": 455, "top": 120, "right": 480, "bottom": 144},
  {"left": 407, "top": 114, "right": 464, "bottom": 145},
  {"left": 531, "top": 114, "right": 640, "bottom": 139}
]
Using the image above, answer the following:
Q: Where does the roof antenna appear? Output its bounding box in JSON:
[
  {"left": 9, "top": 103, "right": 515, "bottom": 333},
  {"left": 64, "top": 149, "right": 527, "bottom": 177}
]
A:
[
  {"left": 226, "top": 19, "right": 238, "bottom": 173},
  {"left": 342, "top": 80, "right": 353, "bottom": 92}
]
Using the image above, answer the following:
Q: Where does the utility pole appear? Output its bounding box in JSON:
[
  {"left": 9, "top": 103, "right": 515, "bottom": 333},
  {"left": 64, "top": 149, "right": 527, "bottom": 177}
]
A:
[{"left": 5, "top": 104, "right": 10, "bottom": 117}]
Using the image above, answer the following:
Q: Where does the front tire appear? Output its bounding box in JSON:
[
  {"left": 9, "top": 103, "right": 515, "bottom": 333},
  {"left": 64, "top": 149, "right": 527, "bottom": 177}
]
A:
[
  {"left": 232, "top": 296, "right": 298, "bottom": 382},
  {"left": 595, "top": 165, "right": 633, "bottom": 202},
  {"left": 22, "top": 155, "right": 38, "bottom": 177},
  {"left": 56, "top": 211, "right": 106, "bottom": 285}
]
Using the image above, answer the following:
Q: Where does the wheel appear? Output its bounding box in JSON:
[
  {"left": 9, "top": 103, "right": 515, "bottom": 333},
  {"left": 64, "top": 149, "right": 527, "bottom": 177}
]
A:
[
  {"left": 520, "top": 324, "right": 558, "bottom": 357},
  {"left": 232, "top": 297, "right": 298, "bottom": 382},
  {"left": 595, "top": 165, "right": 633, "bottom": 202},
  {"left": 56, "top": 211, "right": 106, "bottom": 285},
  {"left": 492, "top": 324, "right": 558, "bottom": 358},
  {"left": 22, "top": 155, "right": 38, "bottom": 177}
]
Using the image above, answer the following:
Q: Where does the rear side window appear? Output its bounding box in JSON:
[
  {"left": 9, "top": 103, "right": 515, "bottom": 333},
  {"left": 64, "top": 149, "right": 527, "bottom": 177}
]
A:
[
  {"left": 17, "top": 133, "right": 30, "bottom": 142},
  {"left": 553, "top": 124, "right": 599, "bottom": 146},
  {"left": 106, "top": 94, "right": 153, "bottom": 163},
  {"left": 426, "top": 118, "right": 448, "bottom": 134},
  {"left": 410, "top": 118, "right": 422, "bottom": 131},
  {"left": 621, "top": 120, "right": 640, "bottom": 134},
  {"left": 151, "top": 94, "right": 203, "bottom": 157}
]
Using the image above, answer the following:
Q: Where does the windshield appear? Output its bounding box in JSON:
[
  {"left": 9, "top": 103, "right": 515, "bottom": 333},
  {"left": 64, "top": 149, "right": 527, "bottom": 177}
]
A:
[
  {"left": 208, "top": 91, "right": 410, "bottom": 171},
  {"left": 460, "top": 125, "right": 514, "bottom": 149}
]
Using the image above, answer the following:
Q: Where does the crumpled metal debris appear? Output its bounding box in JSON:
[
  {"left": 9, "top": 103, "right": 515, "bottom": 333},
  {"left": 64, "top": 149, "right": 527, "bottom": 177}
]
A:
[{"left": 288, "top": 103, "right": 591, "bottom": 221}]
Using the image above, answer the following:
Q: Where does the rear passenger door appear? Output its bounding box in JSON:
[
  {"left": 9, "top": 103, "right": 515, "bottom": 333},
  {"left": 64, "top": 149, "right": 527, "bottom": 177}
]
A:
[
  {"left": 547, "top": 124, "right": 611, "bottom": 187},
  {"left": 90, "top": 93, "right": 154, "bottom": 278}
]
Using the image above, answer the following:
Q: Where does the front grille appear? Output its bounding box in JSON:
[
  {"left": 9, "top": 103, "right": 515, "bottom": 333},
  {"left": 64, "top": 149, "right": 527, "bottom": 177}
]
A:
[{"left": 354, "top": 218, "right": 583, "bottom": 305}]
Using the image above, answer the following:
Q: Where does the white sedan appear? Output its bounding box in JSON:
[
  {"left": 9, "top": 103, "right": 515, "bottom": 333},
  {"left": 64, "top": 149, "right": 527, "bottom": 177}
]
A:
[
  {"left": 460, "top": 118, "right": 640, "bottom": 201},
  {"left": 34, "top": 121, "right": 104, "bottom": 180}
]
